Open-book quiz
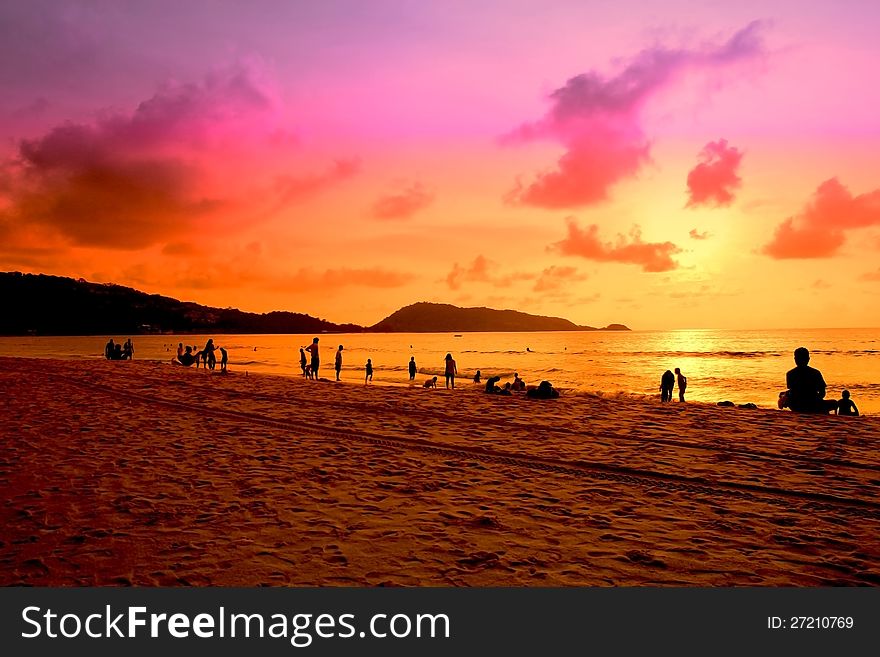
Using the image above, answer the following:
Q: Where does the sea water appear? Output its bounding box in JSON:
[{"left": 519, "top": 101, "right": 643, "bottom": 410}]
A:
[{"left": 1, "top": 328, "right": 878, "bottom": 413}]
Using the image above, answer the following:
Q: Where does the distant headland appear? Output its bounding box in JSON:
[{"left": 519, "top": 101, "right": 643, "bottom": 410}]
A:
[{"left": 0, "top": 272, "right": 630, "bottom": 335}]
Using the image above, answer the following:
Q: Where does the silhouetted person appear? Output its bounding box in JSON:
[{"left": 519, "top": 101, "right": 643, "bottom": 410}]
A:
[
  {"left": 177, "top": 343, "right": 184, "bottom": 359},
  {"left": 123, "top": 338, "right": 134, "bottom": 360},
  {"left": 786, "top": 347, "right": 838, "bottom": 414},
  {"left": 408, "top": 356, "right": 417, "bottom": 381},
  {"left": 105, "top": 339, "right": 115, "bottom": 360},
  {"left": 173, "top": 346, "right": 197, "bottom": 366},
  {"left": 335, "top": 345, "right": 343, "bottom": 381},
  {"left": 305, "top": 338, "right": 320, "bottom": 379},
  {"left": 219, "top": 347, "right": 228, "bottom": 372},
  {"left": 204, "top": 339, "right": 217, "bottom": 370},
  {"left": 299, "top": 348, "right": 308, "bottom": 376},
  {"left": 836, "top": 390, "right": 859, "bottom": 416},
  {"left": 511, "top": 373, "right": 525, "bottom": 391},
  {"left": 527, "top": 380, "right": 559, "bottom": 399},
  {"left": 365, "top": 358, "right": 373, "bottom": 384},
  {"left": 113, "top": 344, "right": 123, "bottom": 360},
  {"left": 675, "top": 367, "right": 687, "bottom": 402},
  {"left": 444, "top": 353, "right": 457, "bottom": 389},
  {"left": 660, "top": 370, "right": 675, "bottom": 402},
  {"left": 473, "top": 370, "right": 482, "bottom": 384},
  {"left": 485, "top": 375, "right": 502, "bottom": 393},
  {"left": 424, "top": 376, "right": 437, "bottom": 388}
]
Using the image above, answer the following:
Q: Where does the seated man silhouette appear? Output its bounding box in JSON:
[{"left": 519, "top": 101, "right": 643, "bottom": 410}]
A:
[{"left": 785, "top": 347, "right": 838, "bottom": 414}]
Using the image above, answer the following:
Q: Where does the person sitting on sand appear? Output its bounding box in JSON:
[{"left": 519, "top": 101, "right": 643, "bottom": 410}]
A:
[
  {"left": 423, "top": 376, "right": 438, "bottom": 388},
  {"left": 444, "top": 353, "right": 457, "bottom": 389},
  {"left": 112, "top": 343, "right": 123, "bottom": 360},
  {"left": 836, "top": 390, "right": 859, "bottom": 416},
  {"left": 500, "top": 382, "right": 512, "bottom": 396},
  {"left": 365, "top": 358, "right": 373, "bottom": 384},
  {"left": 299, "top": 348, "right": 308, "bottom": 377},
  {"left": 511, "top": 373, "right": 525, "bottom": 391},
  {"left": 305, "top": 338, "right": 320, "bottom": 379},
  {"left": 335, "top": 345, "right": 344, "bottom": 381},
  {"left": 219, "top": 347, "right": 228, "bottom": 372},
  {"left": 660, "top": 370, "right": 675, "bottom": 402},
  {"left": 172, "top": 346, "right": 197, "bottom": 367},
  {"left": 527, "top": 380, "right": 559, "bottom": 399},
  {"left": 409, "top": 356, "right": 417, "bottom": 381},
  {"left": 786, "top": 347, "right": 838, "bottom": 414},
  {"left": 484, "top": 375, "right": 502, "bottom": 393},
  {"left": 473, "top": 370, "right": 481, "bottom": 384},
  {"left": 675, "top": 367, "right": 687, "bottom": 402}
]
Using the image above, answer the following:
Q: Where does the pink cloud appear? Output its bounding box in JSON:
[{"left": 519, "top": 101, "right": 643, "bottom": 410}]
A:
[
  {"left": 762, "top": 178, "right": 880, "bottom": 259},
  {"left": 274, "top": 159, "right": 361, "bottom": 206},
  {"left": 686, "top": 139, "right": 743, "bottom": 207},
  {"left": 445, "top": 255, "right": 537, "bottom": 290},
  {"left": 532, "top": 266, "right": 588, "bottom": 292},
  {"left": 371, "top": 182, "right": 434, "bottom": 221},
  {"left": 551, "top": 218, "right": 681, "bottom": 272},
  {"left": 689, "top": 228, "right": 711, "bottom": 240},
  {"left": 504, "top": 22, "right": 765, "bottom": 209}
]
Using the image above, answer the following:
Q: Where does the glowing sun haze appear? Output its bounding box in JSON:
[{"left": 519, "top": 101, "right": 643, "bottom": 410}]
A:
[{"left": 1, "top": 0, "right": 879, "bottom": 329}]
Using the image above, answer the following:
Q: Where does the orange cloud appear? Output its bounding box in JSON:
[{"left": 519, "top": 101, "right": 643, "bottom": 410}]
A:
[
  {"left": 860, "top": 268, "right": 880, "bottom": 282},
  {"left": 686, "top": 139, "right": 743, "bottom": 207},
  {"left": 551, "top": 218, "right": 681, "bottom": 272},
  {"left": 762, "top": 178, "right": 880, "bottom": 259},
  {"left": 689, "top": 228, "right": 710, "bottom": 240},
  {"left": 371, "top": 182, "right": 434, "bottom": 220}
]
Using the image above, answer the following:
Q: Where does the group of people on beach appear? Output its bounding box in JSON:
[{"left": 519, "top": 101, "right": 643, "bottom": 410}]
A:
[
  {"left": 657, "top": 347, "right": 859, "bottom": 416},
  {"left": 293, "top": 340, "right": 560, "bottom": 398},
  {"left": 104, "top": 338, "right": 134, "bottom": 361},
  {"left": 171, "top": 339, "right": 228, "bottom": 372}
]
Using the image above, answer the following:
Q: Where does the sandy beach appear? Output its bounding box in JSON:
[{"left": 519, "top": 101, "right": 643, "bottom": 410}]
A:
[{"left": 1, "top": 356, "right": 878, "bottom": 586}]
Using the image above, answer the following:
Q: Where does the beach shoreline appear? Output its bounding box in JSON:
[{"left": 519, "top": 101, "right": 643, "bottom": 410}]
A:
[{"left": 1, "top": 357, "right": 878, "bottom": 586}]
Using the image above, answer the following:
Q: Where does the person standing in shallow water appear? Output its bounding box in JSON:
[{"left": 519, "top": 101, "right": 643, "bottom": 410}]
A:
[
  {"left": 299, "top": 348, "right": 307, "bottom": 377},
  {"left": 365, "top": 358, "right": 373, "bottom": 384},
  {"left": 408, "top": 356, "right": 417, "bottom": 381},
  {"left": 305, "top": 337, "right": 320, "bottom": 379},
  {"left": 675, "top": 367, "right": 687, "bottom": 402},
  {"left": 444, "top": 353, "right": 457, "bottom": 389},
  {"left": 785, "top": 347, "right": 838, "bottom": 414},
  {"left": 660, "top": 370, "right": 674, "bottom": 402},
  {"left": 335, "top": 345, "right": 343, "bottom": 381}
]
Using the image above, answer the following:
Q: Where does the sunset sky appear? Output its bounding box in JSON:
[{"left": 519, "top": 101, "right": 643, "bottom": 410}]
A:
[{"left": 2, "top": 0, "right": 879, "bottom": 329}]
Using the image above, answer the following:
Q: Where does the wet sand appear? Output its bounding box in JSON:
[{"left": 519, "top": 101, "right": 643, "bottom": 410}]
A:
[{"left": 1, "top": 356, "right": 878, "bottom": 586}]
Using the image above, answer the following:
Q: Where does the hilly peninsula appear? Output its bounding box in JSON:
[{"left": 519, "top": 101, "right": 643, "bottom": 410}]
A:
[
  {"left": 0, "top": 272, "right": 629, "bottom": 335},
  {"left": 369, "top": 302, "right": 628, "bottom": 333}
]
